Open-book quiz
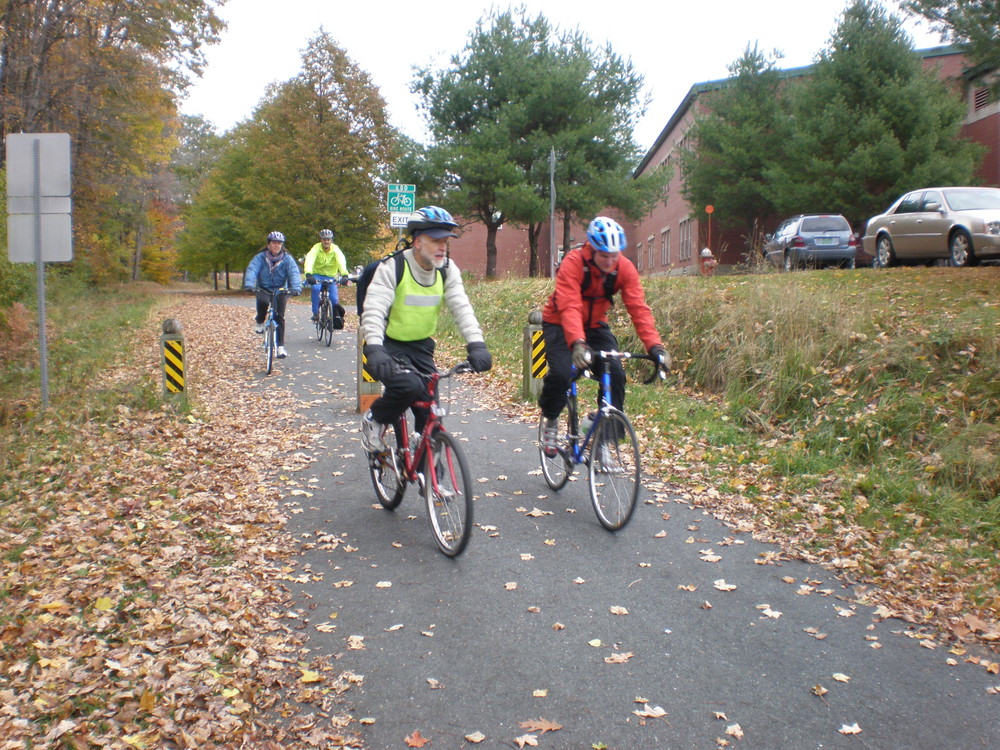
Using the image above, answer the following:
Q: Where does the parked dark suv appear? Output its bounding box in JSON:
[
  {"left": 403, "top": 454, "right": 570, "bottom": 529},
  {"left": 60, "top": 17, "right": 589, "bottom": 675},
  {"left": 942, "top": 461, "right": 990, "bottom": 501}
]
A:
[{"left": 763, "top": 214, "right": 858, "bottom": 271}]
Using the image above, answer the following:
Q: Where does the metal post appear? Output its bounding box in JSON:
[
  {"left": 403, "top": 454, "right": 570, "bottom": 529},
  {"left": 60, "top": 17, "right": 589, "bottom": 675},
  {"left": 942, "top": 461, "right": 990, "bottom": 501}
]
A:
[
  {"left": 160, "top": 319, "right": 187, "bottom": 404},
  {"left": 33, "top": 138, "right": 49, "bottom": 408},
  {"left": 549, "top": 148, "right": 557, "bottom": 278},
  {"left": 522, "top": 310, "right": 546, "bottom": 401},
  {"left": 357, "top": 328, "right": 381, "bottom": 413}
]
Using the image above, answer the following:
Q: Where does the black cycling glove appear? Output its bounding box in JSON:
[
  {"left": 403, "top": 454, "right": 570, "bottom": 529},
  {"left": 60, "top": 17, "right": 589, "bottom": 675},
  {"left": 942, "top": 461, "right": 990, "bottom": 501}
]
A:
[{"left": 466, "top": 342, "right": 493, "bottom": 373}]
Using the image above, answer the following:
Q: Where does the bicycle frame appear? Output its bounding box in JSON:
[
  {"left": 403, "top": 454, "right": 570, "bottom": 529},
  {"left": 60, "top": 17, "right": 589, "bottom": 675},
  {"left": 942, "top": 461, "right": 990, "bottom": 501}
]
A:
[
  {"left": 394, "top": 367, "right": 462, "bottom": 486},
  {"left": 563, "top": 350, "right": 659, "bottom": 464}
]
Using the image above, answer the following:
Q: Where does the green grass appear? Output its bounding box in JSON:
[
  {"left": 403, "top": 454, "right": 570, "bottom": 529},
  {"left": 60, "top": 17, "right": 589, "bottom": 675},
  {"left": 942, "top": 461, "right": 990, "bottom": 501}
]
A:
[{"left": 440, "top": 268, "right": 1000, "bottom": 596}]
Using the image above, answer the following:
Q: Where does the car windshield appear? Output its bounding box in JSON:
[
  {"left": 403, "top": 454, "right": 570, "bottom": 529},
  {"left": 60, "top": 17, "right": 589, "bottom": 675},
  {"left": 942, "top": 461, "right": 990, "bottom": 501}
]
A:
[
  {"left": 801, "top": 216, "right": 850, "bottom": 232},
  {"left": 943, "top": 188, "right": 1000, "bottom": 211}
]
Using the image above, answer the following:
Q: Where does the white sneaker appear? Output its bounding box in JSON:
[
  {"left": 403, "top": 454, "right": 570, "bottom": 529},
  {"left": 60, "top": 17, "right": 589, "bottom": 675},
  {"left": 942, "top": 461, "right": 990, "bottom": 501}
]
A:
[
  {"left": 255, "top": 322, "right": 265, "bottom": 334},
  {"left": 277, "top": 346, "right": 288, "bottom": 358},
  {"left": 361, "top": 410, "right": 387, "bottom": 452},
  {"left": 597, "top": 443, "right": 623, "bottom": 474},
  {"left": 541, "top": 417, "right": 559, "bottom": 457}
]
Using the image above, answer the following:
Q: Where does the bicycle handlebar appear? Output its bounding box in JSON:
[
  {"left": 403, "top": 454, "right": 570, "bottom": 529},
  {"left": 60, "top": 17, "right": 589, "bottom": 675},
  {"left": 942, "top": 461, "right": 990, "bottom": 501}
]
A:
[{"left": 575, "top": 350, "right": 668, "bottom": 385}]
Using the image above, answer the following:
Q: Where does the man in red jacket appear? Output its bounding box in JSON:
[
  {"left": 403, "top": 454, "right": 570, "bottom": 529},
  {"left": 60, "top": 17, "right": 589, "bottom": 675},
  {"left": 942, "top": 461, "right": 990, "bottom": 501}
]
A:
[{"left": 539, "top": 216, "right": 669, "bottom": 456}]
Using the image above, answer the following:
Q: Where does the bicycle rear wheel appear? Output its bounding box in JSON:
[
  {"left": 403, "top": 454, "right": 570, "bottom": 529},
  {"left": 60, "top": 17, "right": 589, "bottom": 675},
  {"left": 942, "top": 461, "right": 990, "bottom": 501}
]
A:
[
  {"left": 539, "top": 414, "right": 573, "bottom": 490},
  {"left": 264, "top": 322, "right": 275, "bottom": 375},
  {"left": 424, "top": 429, "right": 474, "bottom": 557},
  {"left": 321, "top": 300, "right": 334, "bottom": 346},
  {"left": 369, "top": 420, "right": 406, "bottom": 509},
  {"left": 588, "top": 409, "right": 640, "bottom": 530}
]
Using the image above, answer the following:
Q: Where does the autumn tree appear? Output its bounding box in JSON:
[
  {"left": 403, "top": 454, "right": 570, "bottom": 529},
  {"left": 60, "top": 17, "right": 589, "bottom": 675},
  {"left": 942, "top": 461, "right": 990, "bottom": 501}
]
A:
[
  {"left": 0, "top": 0, "right": 227, "bottom": 282},
  {"left": 179, "top": 31, "right": 397, "bottom": 276},
  {"left": 413, "top": 7, "right": 659, "bottom": 277},
  {"left": 903, "top": 0, "right": 1000, "bottom": 92},
  {"left": 679, "top": 44, "right": 789, "bottom": 241},
  {"left": 765, "top": 0, "right": 981, "bottom": 228}
]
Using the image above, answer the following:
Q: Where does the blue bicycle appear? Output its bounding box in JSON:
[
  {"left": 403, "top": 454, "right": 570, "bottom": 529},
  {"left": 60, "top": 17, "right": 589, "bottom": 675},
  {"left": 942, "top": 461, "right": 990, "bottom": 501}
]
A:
[
  {"left": 256, "top": 286, "right": 291, "bottom": 375},
  {"left": 538, "top": 350, "right": 665, "bottom": 530}
]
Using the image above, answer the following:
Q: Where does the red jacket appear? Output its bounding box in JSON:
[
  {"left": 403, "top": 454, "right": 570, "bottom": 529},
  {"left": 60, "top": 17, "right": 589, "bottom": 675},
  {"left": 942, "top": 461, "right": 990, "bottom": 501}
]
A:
[{"left": 542, "top": 244, "right": 662, "bottom": 351}]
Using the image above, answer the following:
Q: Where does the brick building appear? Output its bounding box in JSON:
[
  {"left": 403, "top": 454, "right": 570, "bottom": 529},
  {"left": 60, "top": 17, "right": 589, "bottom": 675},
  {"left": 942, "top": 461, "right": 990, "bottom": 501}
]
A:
[{"left": 445, "top": 45, "right": 998, "bottom": 278}]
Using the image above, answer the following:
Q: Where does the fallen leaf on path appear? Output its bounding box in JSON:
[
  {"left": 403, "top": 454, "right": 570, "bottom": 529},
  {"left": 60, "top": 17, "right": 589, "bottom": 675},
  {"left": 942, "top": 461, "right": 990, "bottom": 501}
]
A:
[
  {"left": 405, "top": 729, "right": 430, "bottom": 747},
  {"left": 519, "top": 718, "right": 562, "bottom": 733},
  {"left": 839, "top": 723, "right": 862, "bottom": 735},
  {"left": 605, "top": 652, "right": 634, "bottom": 664}
]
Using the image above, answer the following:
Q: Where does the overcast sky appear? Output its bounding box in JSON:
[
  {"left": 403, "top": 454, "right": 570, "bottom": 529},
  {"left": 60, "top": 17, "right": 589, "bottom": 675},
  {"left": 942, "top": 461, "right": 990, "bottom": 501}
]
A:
[{"left": 180, "top": 0, "right": 943, "bottom": 152}]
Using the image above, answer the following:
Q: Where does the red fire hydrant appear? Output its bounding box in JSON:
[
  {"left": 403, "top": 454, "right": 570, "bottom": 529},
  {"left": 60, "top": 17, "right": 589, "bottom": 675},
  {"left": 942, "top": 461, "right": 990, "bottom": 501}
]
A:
[{"left": 699, "top": 248, "right": 718, "bottom": 276}]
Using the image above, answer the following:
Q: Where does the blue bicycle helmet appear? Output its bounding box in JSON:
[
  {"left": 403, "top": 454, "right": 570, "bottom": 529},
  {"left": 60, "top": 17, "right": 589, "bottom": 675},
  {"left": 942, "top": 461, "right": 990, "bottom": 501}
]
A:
[
  {"left": 586, "top": 216, "right": 626, "bottom": 253},
  {"left": 407, "top": 206, "right": 459, "bottom": 238},
  {"left": 267, "top": 230, "right": 285, "bottom": 243}
]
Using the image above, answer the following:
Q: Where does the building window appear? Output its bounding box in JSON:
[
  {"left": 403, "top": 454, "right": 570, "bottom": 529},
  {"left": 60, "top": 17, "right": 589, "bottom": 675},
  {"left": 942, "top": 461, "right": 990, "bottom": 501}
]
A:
[
  {"left": 661, "top": 228, "right": 670, "bottom": 266},
  {"left": 647, "top": 236, "right": 655, "bottom": 270},
  {"left": 679, "top": 218, "right": 693, "bottom": 262},
  {"left": 636, "top": 241, "right": 643, "bottom": 271}
]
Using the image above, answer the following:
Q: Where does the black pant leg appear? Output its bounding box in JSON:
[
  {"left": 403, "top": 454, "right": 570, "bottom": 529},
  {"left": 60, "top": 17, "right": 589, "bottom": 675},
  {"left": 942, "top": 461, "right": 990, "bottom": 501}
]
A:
[{"left": 538, "top": 322, "right": 573, "bottom": 420}]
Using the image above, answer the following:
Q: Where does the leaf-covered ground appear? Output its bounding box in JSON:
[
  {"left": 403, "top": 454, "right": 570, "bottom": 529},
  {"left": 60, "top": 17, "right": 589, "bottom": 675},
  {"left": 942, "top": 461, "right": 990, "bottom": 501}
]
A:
[
  {"left": 2, "top": 287, "right": 996, "bottom": 749},
  {"left": 0, "top": 297, "right": 359, "bottom": 748}
]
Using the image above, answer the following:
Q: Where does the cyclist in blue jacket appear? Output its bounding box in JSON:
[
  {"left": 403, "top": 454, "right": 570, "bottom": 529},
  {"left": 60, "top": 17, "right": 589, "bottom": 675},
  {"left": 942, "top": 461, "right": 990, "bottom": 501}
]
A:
[{"left": 244, "top": 230, "right": 302, "bottom": 359}]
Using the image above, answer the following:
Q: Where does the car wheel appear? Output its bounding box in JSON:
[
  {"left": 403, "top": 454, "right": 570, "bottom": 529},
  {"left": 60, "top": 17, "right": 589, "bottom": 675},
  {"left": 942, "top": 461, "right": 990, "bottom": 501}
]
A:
[
  {"left": 874, "top": 235, "right": 896, "bottom": 268},
  {"left": 783, "top": 252, "right": 795, "bottom": 272},
  {"left": 948, "top": 230, "right": 977, "bottom": 267}
]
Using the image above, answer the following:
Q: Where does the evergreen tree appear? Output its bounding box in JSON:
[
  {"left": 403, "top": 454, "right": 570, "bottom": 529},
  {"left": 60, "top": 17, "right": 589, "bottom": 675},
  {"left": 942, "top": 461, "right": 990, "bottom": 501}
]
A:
[
  {"left": 413, "top": 8, "right": 658, "bottom": 277},
  {"left": 903, "top": 0, "right": 1000, "bottom": 93},
  {"left": 679, "top": 44, "right": 789, "bottom": 239},
  {"left": 766, "top": 0, "right": 981, "bottom": 228}
]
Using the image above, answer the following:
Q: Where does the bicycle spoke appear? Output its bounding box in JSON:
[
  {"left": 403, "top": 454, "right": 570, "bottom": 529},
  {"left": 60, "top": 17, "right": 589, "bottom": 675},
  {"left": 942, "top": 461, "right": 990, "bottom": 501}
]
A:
[
  {"left": 588, "top": 409, "right": 640, "bottom": 530},
  {"left": 424, "top": 431, "right": 473, "bottom": 556},
  {"left": 369, "top": 421, "right": 405, "bottom": 509},
  {"left": 539, "top": 414, "right": 573, "bottom": 490}
]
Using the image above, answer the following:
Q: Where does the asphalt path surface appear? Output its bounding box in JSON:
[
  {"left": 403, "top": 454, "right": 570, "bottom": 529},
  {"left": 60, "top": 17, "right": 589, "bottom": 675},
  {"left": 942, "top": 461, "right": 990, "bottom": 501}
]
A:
[{"left": 226, "top": 298, "right": 999, "bottom": 750}]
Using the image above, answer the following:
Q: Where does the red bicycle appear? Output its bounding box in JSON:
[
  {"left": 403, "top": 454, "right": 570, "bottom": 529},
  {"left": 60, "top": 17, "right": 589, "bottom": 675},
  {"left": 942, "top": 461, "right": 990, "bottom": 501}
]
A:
[{"left": 365, "top": 362, "right": 475, "bottom": 556}]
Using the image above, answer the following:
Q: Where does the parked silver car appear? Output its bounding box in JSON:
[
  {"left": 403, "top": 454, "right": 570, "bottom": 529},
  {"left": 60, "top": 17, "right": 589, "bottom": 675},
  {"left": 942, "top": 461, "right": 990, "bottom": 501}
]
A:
[
  {"left": 763, "top": 214, "right": 858, "bottom": 271},
  {"left": 863, "top": 187, "right": 1000, "bottom": 268}
]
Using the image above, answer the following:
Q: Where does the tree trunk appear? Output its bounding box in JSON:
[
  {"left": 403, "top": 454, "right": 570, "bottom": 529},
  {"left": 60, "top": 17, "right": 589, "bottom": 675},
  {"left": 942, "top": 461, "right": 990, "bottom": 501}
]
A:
[
  {"left": 485, "top": 222, "right": 499, "bottom": 278},
  {"left": 527, "top": 222, "right": 542, "bottom": 277}
]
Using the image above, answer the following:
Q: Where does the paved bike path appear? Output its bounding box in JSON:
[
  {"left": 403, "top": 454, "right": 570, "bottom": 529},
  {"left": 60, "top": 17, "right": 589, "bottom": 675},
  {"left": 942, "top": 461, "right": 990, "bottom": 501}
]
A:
[{"left": 226, "top": 298, "right": 999, "bottom": 750}]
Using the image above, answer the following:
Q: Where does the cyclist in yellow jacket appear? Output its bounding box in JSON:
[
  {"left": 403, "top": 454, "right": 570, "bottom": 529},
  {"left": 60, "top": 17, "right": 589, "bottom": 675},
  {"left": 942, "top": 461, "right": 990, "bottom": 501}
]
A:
[{"left": 304, "top": 229, "right": 348, "bottom": 323}]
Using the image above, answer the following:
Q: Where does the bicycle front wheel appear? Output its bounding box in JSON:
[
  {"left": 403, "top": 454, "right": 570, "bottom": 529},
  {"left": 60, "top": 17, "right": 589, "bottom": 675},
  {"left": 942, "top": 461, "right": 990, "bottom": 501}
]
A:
[
  {"left": 424, "top": 429, "right": 474, "bottom": 557},
  {"left": 588, "top": 409, "right": 640, "bottom": 531},
  {"left": 315, "top": 303, "right": 325, "bottom": 341},
  {"left": 369, "top": 420, "right": 406, "bottom": 509},
  {"left": 538, "top": 414, "right": 573, "bottom": 490},
  {"left": 264, "top": 323, "right": 276, "bottom": 375}
]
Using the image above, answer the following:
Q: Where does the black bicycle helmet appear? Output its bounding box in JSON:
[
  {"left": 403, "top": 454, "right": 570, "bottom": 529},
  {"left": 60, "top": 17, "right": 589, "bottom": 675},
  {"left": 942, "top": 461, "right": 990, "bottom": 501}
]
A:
[{"left": 406, "top": 206, "right": 459, "bottom": 238}]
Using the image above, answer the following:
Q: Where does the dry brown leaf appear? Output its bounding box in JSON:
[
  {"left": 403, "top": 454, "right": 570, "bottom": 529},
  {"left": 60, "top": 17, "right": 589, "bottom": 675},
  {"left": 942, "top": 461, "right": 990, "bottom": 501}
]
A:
[
  {"left": 405, "top": 729, "right": 430, "bottom": 747},
  {"left": 519, "top": 718, "right": 562, "bottom": 733}
]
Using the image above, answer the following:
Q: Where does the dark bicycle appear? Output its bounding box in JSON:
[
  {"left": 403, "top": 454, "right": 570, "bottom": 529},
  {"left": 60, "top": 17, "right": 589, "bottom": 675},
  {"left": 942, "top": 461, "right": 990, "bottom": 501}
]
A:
[
  {"left": 256, "top": 287, "right": 291, "bottom": 375},
  {"left": 538, "top": 350, "right": 666, "bottom": 530},
  {"left": 365, "top": 362, "right": 476, "bottom": 557},
  {"left": 314, "top": 277, "right": 346, "bottom": 347}
]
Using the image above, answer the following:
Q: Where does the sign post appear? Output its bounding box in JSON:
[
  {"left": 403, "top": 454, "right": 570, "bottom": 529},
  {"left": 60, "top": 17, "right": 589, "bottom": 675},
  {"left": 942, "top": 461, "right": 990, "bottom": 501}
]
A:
[{"left": 6, "top": 133, "right": 73, "bottom": 408}]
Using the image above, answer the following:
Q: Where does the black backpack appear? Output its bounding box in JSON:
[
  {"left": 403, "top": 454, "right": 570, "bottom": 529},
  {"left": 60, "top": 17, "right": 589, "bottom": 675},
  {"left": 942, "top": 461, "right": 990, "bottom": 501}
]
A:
[{"left": 355, "top": 249, "right": 448, "bottom": 316}]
